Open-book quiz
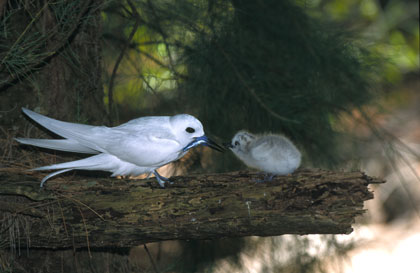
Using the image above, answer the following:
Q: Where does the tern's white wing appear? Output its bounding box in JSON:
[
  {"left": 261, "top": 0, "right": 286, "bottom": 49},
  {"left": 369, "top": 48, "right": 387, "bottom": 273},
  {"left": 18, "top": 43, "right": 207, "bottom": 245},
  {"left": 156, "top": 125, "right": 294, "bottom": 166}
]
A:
[
  {"left": 99, "top": 121, "right": 183, "bottom": 167},
  {"left": 14, "top": 138, "right": 99, "bottom": 154},
  {"left": 22, "top": 108, "right": 108, "bottom": 153},
  {"left": 22, "top": 108, "right": 183, "bottom": 167}
]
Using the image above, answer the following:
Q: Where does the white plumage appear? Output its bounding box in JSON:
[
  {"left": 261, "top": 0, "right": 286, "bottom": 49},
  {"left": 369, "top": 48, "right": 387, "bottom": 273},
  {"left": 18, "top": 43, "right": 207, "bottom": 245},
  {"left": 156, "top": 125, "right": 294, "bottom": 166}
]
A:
[
  {"left": 16, "top": 108, "right": 223, "bottom": 187},
  {"left": 227, "top": 131, "right": 301, "bottom": 177}
]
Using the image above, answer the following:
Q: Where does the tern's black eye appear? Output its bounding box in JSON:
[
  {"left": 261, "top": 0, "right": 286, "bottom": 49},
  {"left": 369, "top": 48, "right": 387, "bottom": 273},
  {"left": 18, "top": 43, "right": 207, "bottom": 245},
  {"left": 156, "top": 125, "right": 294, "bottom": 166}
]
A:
[
  {"left": 186, "top": 127, "right": 195, "bottom": 133},
  {"left": 234, "top": 141, "right": 240, "bottom": 146}
]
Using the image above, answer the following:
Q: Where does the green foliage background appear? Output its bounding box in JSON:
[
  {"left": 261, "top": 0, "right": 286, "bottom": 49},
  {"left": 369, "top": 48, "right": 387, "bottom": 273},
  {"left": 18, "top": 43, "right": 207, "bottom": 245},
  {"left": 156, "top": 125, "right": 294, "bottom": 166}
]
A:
[{"left": 100, "top": 0, "right": 420, "bottom": 172}]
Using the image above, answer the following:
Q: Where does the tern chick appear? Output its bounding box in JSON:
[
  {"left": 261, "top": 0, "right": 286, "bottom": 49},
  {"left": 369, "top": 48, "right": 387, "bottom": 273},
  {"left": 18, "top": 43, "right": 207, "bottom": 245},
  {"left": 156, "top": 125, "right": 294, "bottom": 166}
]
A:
[
  {"left": 226, "top": 131, "right": 301, "bottom": 179},
  {"left": 16, "top": 108, "right": 224, "bottom": 187}
]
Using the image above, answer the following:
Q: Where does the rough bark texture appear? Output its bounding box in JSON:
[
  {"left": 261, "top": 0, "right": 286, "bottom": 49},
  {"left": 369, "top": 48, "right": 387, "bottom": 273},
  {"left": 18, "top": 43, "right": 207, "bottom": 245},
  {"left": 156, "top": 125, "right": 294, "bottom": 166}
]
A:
[{"left": 0, "top": 168, "right": 383, "bottom": 250}]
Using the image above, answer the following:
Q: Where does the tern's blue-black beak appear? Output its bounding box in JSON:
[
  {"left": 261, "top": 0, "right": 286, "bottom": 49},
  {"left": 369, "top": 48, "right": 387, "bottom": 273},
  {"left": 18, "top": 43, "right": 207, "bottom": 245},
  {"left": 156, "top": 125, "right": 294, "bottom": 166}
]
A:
[
  {"left": 223, "top": 142, "right": 233, "bottom": 149},
  {"left": 183, "top": 135, "right": 225, "bottom": 152}
]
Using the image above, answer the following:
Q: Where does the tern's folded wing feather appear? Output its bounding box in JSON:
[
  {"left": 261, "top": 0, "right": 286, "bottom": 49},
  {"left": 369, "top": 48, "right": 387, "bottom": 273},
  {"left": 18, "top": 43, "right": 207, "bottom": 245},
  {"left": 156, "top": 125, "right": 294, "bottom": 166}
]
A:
[
  {"left": 15, "top": 138, "right": 99, "bottom": 154},
  {"left": 22, "top": 108, "right": 182, "bottom": 167},
  {"left": 22, "top": 108, "right": 107, "bottom": 152},
  {"left": 23, "top": 108, "right": 96, "bottom": 138},
  {"left": 98, "top": 126, "right": 182, "bottom": 167},
  {"left": 33, "top": 154, "right": 115, "bottom": 171}
]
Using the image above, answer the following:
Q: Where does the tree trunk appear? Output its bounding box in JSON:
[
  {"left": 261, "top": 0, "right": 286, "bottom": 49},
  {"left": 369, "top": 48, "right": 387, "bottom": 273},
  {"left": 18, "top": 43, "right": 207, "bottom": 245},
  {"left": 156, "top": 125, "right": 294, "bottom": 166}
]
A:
[
  {"left": 0, "top": 168, "right": 383, "bottom": 250},
  {"left": 40, "top": 0, "right": 105, "bottom": 122},
  {"left": 0, "top": 0, "right": 105, "bottom": 129}
]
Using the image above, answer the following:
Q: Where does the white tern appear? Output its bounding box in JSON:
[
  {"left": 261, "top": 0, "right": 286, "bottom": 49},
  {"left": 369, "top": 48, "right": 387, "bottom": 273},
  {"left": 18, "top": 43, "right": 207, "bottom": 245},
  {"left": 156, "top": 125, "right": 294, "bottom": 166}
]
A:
[
  {"left": 226, "top": 131, "right": 301, "bottom": 179},
  {"left": 16, "top": 108, "right": 224, "bottom": 187}
]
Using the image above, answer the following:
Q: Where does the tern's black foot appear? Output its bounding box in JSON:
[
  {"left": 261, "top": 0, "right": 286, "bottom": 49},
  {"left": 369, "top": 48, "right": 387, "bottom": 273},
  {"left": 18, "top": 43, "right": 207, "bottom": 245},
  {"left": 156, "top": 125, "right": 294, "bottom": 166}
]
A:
[
  {"left": 153, "top": 170, "right": 173, "bottom": 187},
  {"left": 254, "top": 173, "right": 275, "bottom": 183}
]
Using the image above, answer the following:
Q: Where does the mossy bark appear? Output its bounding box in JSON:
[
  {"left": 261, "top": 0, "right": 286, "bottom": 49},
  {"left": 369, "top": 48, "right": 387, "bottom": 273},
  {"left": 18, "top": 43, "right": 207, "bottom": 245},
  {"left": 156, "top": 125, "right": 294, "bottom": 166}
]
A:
[{"left": 0, "top": 168, "right": 383, "bottom": 249}]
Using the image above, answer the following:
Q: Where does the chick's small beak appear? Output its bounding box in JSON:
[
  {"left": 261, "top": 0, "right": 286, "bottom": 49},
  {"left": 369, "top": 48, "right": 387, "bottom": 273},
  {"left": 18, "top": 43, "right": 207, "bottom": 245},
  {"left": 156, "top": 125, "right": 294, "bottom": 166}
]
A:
[{"left": 183, "top": 135, "right": 225, "bottom": 152}]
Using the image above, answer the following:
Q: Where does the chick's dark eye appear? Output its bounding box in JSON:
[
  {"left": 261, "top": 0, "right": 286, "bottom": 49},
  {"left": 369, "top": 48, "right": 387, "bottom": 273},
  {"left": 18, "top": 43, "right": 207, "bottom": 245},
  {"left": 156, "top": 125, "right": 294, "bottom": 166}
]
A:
[
  {"left": 186, "top": 127, "right": 195, "bottom": 133},
  {"left": 234, "top": 141, "right": 240, "bottom": 146}
]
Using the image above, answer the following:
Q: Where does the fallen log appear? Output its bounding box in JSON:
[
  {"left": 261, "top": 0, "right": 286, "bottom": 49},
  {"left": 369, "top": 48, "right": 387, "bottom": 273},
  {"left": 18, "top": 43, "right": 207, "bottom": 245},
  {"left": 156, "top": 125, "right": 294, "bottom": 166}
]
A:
[{"left": 0, "top": 168, "right": 383, "bottom": 249}]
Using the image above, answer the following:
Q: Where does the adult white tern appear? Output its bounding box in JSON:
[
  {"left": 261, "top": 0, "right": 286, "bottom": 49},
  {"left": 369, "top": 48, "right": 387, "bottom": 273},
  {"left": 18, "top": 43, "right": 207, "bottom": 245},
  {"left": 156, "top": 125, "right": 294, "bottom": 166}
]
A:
[
  {"left": 16, "top": 108, "right": 224, "bottom": 187},
  {"left": 226, "top": 130, "right": 301, "bottom": 180}
]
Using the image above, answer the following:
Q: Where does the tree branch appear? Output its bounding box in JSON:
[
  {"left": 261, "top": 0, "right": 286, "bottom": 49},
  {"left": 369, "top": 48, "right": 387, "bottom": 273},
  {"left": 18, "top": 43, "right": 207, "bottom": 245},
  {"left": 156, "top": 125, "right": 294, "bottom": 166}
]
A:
[{"left": 0, "top": 168, "right": 383, "bottom": 250}]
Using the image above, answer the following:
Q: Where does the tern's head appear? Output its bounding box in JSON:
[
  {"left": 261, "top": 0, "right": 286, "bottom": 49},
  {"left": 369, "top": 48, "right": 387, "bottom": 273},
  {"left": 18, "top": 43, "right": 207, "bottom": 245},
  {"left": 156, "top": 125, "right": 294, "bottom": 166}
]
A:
[
  {"left": 170, "top": 114, "right": 205, "bottom": 141},
  {"left": 226, "top": 131, "right": 256, "bottom": 153},
  {"left": 170, "top": 114, "right": 224, "bottom": 152}
]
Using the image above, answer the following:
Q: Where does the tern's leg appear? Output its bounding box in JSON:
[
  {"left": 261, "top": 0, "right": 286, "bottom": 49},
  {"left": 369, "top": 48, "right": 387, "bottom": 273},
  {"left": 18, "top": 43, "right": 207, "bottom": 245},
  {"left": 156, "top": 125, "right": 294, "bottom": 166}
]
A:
[
  {"left": 153, "top": 170, "right": 171, "bottom": 188},
  {"left": 254, "top": 173, "right": 275, "bottom": 183}
]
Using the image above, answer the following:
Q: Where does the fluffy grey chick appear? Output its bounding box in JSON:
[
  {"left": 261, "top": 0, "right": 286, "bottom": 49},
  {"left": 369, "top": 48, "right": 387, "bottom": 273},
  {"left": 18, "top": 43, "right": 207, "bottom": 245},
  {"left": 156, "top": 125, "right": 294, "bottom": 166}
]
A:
[{"left": 227, "top": 131, "right": 301, "bottom": 177}]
